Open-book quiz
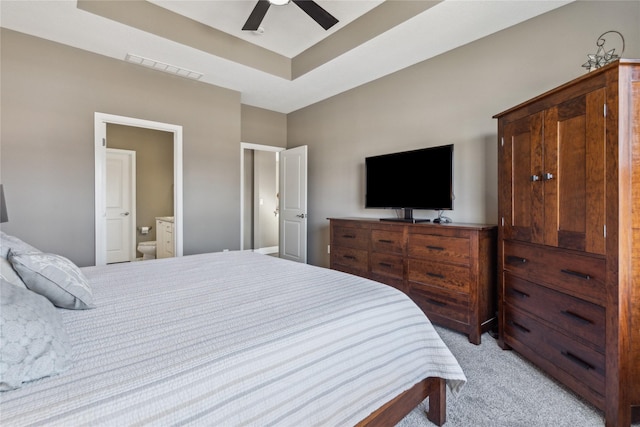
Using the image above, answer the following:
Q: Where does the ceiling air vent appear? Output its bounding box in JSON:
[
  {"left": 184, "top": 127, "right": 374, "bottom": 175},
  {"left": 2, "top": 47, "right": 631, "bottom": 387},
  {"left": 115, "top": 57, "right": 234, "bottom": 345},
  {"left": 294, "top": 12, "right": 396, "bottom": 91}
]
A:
[{"left": 125, "top": 54, "right": 203, "bottom": 80}]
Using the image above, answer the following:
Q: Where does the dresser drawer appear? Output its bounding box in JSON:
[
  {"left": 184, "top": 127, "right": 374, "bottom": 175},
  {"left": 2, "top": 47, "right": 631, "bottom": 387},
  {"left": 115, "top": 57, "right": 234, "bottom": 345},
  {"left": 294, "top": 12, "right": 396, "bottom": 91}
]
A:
[
  {"left": 408, "top": 233, "right": 470, "bottom": 265},
  {"left": 504, "top": 306, "right": 605, "bottom": 394},
  {"left": 409, "top": 284, "right": 469, "bottom": 324},
  {"left": 332, "top": 226, "right": 369, "bottom": 250},
  {"left": 331, "top": 246, "right": 368, "bottom": 272},
  {"left": 371, "top": 229, "right": 404, "bottom": 254},
  {"left": 408, "top": 259, "right": 470, "bottom": 293},
  {"left": 503, "top": 241, "right": 606, "bottom": 304},
  {"left": 371, "top": 252, "right": 403, "bottom": 279},
  {"left": 505, "top": 273, "right": 605, "bottom": 352}
]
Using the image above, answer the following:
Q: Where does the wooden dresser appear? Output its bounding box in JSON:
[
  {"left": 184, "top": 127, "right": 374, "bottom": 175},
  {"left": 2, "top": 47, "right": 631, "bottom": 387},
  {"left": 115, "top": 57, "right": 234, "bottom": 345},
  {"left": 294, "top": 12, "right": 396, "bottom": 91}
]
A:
[
  {"left": 494, "top": 60, "right": 640, "bottom": 426},
  {"left": 329, "top": 218, "right": 496, "bottom": 344}
]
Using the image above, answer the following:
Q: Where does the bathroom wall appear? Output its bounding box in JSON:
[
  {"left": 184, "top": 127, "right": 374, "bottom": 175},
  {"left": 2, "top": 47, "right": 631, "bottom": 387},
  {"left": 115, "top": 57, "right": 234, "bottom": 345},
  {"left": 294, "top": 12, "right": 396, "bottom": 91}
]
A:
[
  {"left": 243, "top": 150, "right": 254, "bottom": 250},
  {"left": 106, "top": 124, "right": 174, "bottom": 257},
  {"left": 254, "top": 151, "right": 278, "bottom": 251}
]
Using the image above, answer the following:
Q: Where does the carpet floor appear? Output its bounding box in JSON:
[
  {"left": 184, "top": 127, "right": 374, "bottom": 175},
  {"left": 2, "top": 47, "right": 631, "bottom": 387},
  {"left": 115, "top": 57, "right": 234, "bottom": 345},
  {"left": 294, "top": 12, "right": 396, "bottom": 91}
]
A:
[{"left": 397, "top": 325, "right": 640, "bottom": 427}]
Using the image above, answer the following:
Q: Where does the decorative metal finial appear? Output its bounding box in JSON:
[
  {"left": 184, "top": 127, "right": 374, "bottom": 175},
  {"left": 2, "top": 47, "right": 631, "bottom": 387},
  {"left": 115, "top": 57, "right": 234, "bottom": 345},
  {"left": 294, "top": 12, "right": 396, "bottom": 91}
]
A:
[{"left": 582, "top": 31, "right": 625, "bottom": 72}]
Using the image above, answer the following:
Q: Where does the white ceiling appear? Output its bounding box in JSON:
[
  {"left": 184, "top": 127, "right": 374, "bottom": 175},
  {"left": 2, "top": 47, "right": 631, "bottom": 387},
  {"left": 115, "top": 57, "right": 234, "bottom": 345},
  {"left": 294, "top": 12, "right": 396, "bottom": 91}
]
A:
[
  {"left": 0, "top": 0, "right": 572, "bottom": 113},
  {"left": 150, "top": 0, "right": 385, "bottom": 58}
]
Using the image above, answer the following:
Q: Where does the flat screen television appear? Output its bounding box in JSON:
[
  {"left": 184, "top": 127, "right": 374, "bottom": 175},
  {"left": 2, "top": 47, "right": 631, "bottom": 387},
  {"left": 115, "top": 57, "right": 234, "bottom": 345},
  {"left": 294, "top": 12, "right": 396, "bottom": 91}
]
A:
[{"left": 365, "top": 144, "right": 453, "bottom": 222}]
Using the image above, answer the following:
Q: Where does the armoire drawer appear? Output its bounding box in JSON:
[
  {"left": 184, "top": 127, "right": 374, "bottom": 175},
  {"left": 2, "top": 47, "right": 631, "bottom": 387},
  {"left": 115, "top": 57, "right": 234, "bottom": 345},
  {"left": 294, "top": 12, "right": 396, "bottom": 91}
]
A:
[
  {"left": 408, "top": 259, "right": 470, "bottom": 293},
  {"left": 332, "top": 226, "right": 369, "bottom": 250},
  {"left": 504, "top": 306, "right": 605, "bottom": 394},
  {"left": 504, "top": 273, "right": 605, "bottom": 352},
  {"left": 408, "top": 284, "right": 470, "bottom": 324},
  {"left": 371, "top": 229, "right": 404, "bottom": 254},
  {"left": 370, "top": 252, "right": 403, "bottom": 279},
  {"left": 503, "top": 240, "right": 606, "bottom": 304},
  {"left": 331, "top": 246, "right": 368, "bottom": 272},
  {"left": 408, "top": 233, "right": 470, "bottom": 265}
]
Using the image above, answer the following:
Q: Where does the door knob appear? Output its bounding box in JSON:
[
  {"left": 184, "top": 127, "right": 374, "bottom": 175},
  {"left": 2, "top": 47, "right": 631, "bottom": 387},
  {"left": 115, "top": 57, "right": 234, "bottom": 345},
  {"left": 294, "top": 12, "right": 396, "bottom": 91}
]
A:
[
  {"left": 296, "top": 213, "right": 307, "bottom": 218},
  {"left": 121, "top": 212, "right": 130, "bottom": 216}
]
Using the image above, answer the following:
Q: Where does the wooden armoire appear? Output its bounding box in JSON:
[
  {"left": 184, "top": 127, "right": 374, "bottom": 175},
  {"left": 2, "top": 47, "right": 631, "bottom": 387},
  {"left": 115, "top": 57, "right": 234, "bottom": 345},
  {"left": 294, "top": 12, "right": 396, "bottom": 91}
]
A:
[{"left": 494, "top": 60, "right": 639, "bottom": 426}]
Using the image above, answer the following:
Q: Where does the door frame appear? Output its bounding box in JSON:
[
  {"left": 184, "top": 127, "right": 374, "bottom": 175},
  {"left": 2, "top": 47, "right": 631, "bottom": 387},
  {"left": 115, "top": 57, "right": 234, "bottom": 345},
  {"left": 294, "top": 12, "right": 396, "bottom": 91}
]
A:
[
  {"left": 95, "top": 113, "right": 183, "bottom": 266},
  {"left": 240, "top": 143, "right": 285, "bottom": 251},
  {"left": 106, "top": 148, "right": 137, "bottom": 263}
]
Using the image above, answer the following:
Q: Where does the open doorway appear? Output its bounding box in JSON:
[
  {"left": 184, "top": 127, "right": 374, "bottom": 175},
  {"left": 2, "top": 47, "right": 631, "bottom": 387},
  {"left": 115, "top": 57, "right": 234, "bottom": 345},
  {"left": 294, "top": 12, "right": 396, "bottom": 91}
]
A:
[
  {"left": 240, "top": 143, "right": 308, "bottom": 263},
  {"left": 106, "top": 125, "right": 174, "bottom": 263},
  {"left": 95, "top": 113, "right": 183, "bottom": 266},
  {"left": 241, "top": 143, "right": 282, "bottom": 255}
]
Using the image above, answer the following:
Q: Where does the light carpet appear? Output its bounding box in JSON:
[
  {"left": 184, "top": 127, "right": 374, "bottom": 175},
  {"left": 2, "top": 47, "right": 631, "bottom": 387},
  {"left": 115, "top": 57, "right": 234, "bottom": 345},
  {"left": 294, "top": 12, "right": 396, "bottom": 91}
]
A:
[{"left": 397, "top": 325, "right": 640, "bottom": 427}]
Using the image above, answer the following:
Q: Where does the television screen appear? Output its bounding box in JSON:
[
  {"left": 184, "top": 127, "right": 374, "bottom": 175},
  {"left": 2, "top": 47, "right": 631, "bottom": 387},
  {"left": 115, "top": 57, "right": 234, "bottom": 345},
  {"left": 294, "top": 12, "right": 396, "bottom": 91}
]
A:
[{"left": 365, "top": 144, "right": 453, "bottom": 211}]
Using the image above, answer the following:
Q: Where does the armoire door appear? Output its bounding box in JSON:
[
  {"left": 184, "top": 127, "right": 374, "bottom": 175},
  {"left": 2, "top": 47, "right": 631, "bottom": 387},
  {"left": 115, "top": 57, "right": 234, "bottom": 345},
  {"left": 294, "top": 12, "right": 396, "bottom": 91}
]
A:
[
  {"left": 543, "top": 87, "right": 606, "bottom": 255},
  {"left": 500, "top": 111, "right": 544, "bottom": 244}
]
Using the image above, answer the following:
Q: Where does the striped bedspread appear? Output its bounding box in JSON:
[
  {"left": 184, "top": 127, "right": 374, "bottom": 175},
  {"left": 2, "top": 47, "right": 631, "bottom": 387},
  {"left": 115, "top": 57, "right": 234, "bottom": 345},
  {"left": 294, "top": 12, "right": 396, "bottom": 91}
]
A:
[{"left": 0, "top": 251, "right": 465, "bottom": 426}]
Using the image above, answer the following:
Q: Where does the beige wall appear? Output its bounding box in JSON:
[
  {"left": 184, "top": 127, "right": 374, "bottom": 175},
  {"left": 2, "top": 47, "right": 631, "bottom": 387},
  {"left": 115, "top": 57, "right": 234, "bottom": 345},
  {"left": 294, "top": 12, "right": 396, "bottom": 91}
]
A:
[
  {"left": 0, "top": 29, "right": 241, "bottom": 266},
  {"left": 289, "top": 0, "right": 640, "bottom": 267},
  {"left": 241, "top": 105, "right": 287, "bottom": 147},
  {"left": 106, "top": 124, "right": 174, "bottom": 256}
]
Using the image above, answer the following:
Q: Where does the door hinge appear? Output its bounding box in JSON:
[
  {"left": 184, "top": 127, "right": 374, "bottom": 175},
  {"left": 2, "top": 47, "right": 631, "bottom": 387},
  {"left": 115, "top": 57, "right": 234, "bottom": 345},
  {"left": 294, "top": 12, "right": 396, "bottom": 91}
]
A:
[
  {"left": 102, "top": 138, "right": 106, "bottom": 147},
  {"left": 604, "top": 104, "right": 607, "bottom": 117},
  {"left": 501, "top": 217, "right": 505, "bottom": 226},
  {"left": 604, "top": 224, "right": 607, "bottom": 238},
  {"left": 501, "top": 137, "right": 504, "bottom": 147}
]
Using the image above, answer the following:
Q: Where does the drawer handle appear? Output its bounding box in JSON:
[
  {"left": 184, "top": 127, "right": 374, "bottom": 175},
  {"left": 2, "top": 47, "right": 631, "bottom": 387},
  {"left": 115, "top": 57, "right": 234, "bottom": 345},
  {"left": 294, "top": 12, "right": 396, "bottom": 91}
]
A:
[
  {"left": 560, "top": 269, "right": 591, "bottom": 280},
  {"left": 378, "top": 262, "right": 393, "bottom": 268},
  {"left": 506, "top": 255, "right": 527, "bottom": 265},
  {"left": 426, "top": 245, "right": 445, "bottom": 251},
  {"left": 342, "top": 234, "right": 356, "bottom": 239},
  {"left": 427, "top": 272, "right": 445, "bottom": 279},
  {"left": 378, "top": 239, "right": 394, "bottom": 244},
  {"left": 507, "top": 320, "right": 530, "bottom": 333},
  {"left": 561, "top": 310, "right": 593, "bottom": 325},
  {"left": 343, "top": 255, "right": 356, "bottom": 260},
  {"left": 561, "top": 351, "right": 594, "bottom": 371},
  {"left": 426, "top": 298, "right": 447, "bottom": 307},
  {"left": 509, "top": 288, "right": 529, "bottom": 298}
]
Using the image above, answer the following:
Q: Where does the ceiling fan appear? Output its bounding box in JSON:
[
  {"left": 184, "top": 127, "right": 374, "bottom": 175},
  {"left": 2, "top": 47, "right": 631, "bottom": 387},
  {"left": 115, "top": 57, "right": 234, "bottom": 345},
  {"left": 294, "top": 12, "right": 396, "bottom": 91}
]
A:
[{"left": 242, "top": 0, "right": 339, "bottom": 31}]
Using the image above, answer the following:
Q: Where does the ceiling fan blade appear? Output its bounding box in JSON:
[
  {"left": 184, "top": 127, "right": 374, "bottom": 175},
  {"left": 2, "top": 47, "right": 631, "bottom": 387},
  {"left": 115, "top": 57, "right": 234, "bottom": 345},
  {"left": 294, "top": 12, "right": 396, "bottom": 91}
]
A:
[
  {"left": 292, "top": 0, "right": 339, "bottom": 30},
  {"left": 242, "top": 0, "right": 271, "bottom": 31}
]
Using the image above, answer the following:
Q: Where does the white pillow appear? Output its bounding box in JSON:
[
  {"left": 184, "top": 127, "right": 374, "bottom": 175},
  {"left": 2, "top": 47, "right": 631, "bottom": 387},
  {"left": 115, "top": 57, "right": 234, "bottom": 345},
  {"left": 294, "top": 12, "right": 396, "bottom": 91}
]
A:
[
  {"left": 8, "top": 251, "right": 95, "bottom": 310},
  {"left": 0, "top": 279, "right": 73, "bottom": 391}
]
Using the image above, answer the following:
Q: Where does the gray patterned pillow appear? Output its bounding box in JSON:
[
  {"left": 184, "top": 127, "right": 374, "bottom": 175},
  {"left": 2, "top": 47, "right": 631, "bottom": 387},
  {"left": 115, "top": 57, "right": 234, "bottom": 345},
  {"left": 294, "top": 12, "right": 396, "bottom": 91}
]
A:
[
  {"left": 0, "top": 279, "right": 73, "bottom": 391},
  {"left": 0, "top": 258, "right": 26, "bottom": 288},
  {"left": 8, "top": 251, "right": 95, "bottom": 310},
  {"left": 0, "top": 231, "right": 40, "bottom": 259}
]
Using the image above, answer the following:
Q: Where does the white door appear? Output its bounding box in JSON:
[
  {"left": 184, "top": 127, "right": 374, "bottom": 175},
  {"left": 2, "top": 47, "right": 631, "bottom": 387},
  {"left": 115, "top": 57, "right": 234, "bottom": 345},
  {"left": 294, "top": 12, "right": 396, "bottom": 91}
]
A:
[
  {"left": 106, "top": 149, "right": 136, "bottom": 263},
  {"left": 279, "top": 145, "right": 307, "bottom": 263}
]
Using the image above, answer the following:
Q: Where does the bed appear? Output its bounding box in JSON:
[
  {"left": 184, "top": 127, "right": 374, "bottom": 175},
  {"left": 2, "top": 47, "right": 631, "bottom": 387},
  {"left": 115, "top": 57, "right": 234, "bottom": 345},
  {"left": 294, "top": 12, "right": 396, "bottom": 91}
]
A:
[{"left": 0, "top": 243, "right": 465, "bottom": 426}]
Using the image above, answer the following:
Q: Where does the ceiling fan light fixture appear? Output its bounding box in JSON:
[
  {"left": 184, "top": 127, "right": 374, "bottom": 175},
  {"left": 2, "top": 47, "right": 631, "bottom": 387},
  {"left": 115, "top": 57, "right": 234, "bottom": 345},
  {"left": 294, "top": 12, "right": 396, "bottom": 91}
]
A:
[{"left": 243, "top": 0, "right": 338, "bottom": 31}]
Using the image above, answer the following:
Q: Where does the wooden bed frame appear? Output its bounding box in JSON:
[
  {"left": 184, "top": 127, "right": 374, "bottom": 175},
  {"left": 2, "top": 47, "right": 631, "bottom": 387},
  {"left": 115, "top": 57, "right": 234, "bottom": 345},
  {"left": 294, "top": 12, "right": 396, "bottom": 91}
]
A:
[{"left": 357, "top": 377, "right": 446, "bottom": 426}]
